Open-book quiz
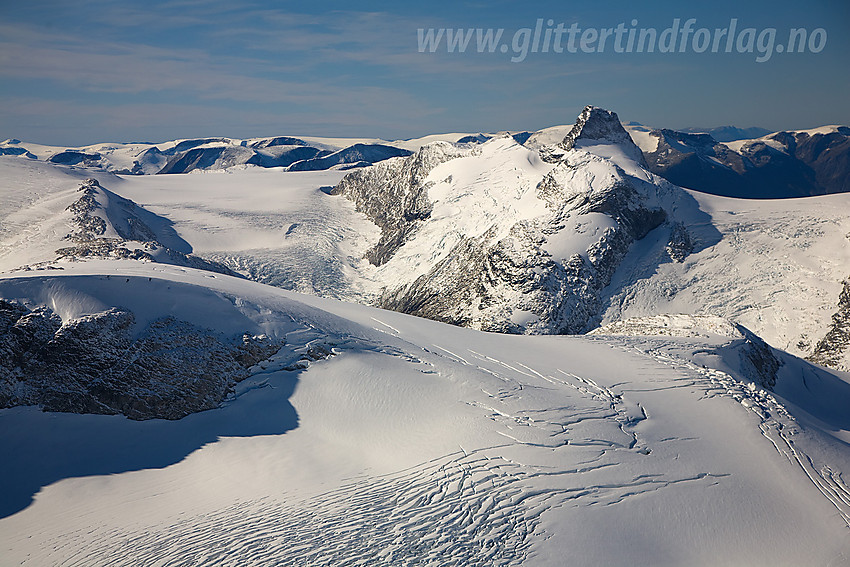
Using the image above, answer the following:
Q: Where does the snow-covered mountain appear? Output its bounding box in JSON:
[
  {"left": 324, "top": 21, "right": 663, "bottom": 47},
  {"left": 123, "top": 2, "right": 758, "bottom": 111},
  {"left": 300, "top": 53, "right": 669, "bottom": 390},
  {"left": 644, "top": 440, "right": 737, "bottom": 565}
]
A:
[
  {"left": 3, "top": 105, "right": 849, "bottom": 369},
  {"left": 337, "top": 107, "right": 680, "bottom": 334},
  {"left": 0, "top": 131, "right": 513, "bottom": 176},
  {"left": 0, "top": 135, "right": 416, "bottom": 175},
  {"left": 3, "top": 105, "right": 850, "bottom": 565}
]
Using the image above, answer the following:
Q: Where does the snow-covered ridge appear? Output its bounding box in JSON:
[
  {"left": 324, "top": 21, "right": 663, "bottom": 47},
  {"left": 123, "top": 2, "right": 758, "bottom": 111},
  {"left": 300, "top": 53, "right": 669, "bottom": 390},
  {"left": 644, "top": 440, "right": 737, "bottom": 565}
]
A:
[
  {"left": 588, "top": 313, "right": 744, "bottom": 338},
  {"left": 5, "top": 175, "right": 238, "bottom": 276}
]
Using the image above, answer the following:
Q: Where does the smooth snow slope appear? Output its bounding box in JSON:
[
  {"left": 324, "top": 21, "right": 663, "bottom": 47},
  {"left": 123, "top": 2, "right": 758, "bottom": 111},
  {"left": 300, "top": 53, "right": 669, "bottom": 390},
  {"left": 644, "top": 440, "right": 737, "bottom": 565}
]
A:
[{"left": 1, "top": 261, "right": 849, "bottom": 566}]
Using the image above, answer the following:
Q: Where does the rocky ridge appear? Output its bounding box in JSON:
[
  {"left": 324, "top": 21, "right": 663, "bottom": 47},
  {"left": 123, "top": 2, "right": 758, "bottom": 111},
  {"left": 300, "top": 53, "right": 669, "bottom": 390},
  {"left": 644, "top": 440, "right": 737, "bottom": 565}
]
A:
[{"left": 49, "top": 178, "right": 239, "bottom": 276}]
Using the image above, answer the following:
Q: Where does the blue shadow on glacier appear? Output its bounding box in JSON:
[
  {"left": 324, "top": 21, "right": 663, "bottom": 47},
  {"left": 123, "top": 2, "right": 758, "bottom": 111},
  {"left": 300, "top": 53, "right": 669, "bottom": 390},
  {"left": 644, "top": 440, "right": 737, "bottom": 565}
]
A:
[{"left": 0, "top": 371, "right": 299, "bottom": 519}]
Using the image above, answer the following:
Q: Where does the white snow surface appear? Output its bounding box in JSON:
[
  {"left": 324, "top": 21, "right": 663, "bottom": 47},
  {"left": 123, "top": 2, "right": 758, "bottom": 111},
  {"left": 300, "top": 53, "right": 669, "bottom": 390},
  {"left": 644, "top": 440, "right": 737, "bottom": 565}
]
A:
[
  {"left": 622, "top": 123, "right": 660, "bottom": 153},
  {"left": 1, "top": 260, "right": 850, "bottom": 566},
  {"left": 601, "top": 189, "right": 850, "bottom": 356}
]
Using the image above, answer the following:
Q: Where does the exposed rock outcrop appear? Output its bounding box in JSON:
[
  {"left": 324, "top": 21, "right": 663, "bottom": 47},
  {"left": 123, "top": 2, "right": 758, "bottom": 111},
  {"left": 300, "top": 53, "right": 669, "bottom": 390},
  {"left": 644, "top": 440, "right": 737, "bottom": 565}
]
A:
[
  {"left": 332, "top": 142, "right": 470, "bottom": 265},
  {"left": 54, "top": 178, "right": 240, "bottom": 276},
  {"left": 808, "top": 279, "right": 850, "bottom": 371},
  {"left": 0, "top": 299, "right": 283, "bottom": 420}
]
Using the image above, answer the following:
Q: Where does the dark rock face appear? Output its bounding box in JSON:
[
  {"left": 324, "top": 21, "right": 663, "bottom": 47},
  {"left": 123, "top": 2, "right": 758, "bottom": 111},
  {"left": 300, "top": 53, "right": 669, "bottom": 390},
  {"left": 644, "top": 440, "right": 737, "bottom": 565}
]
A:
[
  {"left": 48, "top": 151, "right": 103, "bottom": 167},
  {"left": 288, "top": 144, "right": 411, "bottom": 172},
  {"left": 666, "top": 222, "right": 693, "bottom": 262},
  {"left": 808, "top": 280, "right": 850, "bottom": 371},
  {"left": 732, "top": 324, "right": 782, "bottom": 390},
  {"left": 332, "top": 142, "right": 468, "bottom": 265},
  {"left": 0, "top": 300, "right": 283, "bottom": 420},
  {"left": 561, "top": 106, "right": 637, "bottom": 152},
  {"left": 641, "top": 127, "right": 850, "bottom": 198}
]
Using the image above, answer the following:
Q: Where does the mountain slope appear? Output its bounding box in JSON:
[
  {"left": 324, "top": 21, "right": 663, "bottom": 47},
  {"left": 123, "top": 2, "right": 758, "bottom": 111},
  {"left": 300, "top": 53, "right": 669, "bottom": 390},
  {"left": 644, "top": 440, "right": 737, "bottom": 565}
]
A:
[
  {"left": 0, "top": 159, "right": 237, "bottom": 275},
  {"left": 335, "top": 107, "right": 714, "bottom": 334}
]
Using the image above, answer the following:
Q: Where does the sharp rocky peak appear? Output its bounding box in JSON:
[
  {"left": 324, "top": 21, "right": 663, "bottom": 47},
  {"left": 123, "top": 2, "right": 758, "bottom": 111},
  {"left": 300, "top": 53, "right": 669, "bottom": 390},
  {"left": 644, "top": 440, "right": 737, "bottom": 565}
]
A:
[{"left": 561, "top": 105, "right": 635, "bottom": 150}]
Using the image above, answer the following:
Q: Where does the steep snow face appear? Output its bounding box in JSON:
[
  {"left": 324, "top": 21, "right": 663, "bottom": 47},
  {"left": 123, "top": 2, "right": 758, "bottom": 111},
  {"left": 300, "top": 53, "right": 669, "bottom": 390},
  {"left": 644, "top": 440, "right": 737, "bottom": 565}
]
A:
[{"left": 1, "top": 262, "right": 850, "bottom": 566}]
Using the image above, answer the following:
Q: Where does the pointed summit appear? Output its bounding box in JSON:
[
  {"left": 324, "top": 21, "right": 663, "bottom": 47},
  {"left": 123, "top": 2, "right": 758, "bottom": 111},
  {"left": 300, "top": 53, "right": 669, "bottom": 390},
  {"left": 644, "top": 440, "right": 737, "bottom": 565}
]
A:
[{"left": 561, "top": 105, "right": 634, "bottom": 150}]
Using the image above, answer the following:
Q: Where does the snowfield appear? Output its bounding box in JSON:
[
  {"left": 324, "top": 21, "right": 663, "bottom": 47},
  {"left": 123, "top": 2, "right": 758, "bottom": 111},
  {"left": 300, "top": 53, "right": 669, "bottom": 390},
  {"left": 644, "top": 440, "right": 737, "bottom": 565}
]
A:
[
  {"left": 2, "top": 106, "right": 850, "bottom": 565},
  {"left": 1, "top": 261, "right": 850, "bottom": 566}
]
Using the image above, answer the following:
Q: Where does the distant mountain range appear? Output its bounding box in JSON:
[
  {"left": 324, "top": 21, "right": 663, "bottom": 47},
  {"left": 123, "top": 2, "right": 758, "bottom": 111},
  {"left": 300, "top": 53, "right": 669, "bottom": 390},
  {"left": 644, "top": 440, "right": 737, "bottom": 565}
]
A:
[
  {"left": 679, "top": 125, "right": 772, "bottom": 142},
  {"left": 4, "top": 117, "right": 849, "bottom": 199},
  {"left": 627, "top": 123, "right": 850, "bottom": 198}
]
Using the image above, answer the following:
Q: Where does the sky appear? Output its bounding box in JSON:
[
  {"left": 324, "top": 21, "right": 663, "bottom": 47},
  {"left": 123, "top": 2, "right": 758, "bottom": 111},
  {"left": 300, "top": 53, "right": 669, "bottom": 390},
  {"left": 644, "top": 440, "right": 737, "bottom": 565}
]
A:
[{"left": 0, "top": 0, "right": 848, "bottom": 146}]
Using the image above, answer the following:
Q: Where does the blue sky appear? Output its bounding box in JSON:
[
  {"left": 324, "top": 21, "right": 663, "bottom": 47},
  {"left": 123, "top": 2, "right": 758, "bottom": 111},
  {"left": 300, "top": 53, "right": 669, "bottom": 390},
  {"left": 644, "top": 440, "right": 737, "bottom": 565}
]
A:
[{"left": 1, "top": 0, "right": 848, "bottom": 145}]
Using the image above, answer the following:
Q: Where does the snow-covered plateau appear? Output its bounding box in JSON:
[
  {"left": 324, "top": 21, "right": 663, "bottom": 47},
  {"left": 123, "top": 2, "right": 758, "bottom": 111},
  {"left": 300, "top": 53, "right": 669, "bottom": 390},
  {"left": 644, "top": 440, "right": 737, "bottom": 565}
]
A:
[{"left": 1, "top": 106, "right": 850, "bottom": 566}]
